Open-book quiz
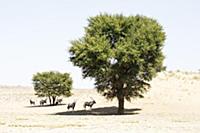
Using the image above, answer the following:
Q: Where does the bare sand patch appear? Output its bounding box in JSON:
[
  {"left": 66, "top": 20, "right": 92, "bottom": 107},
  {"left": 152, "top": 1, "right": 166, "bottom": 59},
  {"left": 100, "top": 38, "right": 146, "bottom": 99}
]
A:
[{"left": 0, "top": 71, "right": 200, "bottom": 133}]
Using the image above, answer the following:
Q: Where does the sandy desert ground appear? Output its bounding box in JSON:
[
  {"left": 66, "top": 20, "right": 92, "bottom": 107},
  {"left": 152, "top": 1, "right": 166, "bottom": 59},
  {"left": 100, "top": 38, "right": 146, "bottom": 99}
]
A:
[{"left": 0, "top": 71, "right": 200, "bottom": 133}]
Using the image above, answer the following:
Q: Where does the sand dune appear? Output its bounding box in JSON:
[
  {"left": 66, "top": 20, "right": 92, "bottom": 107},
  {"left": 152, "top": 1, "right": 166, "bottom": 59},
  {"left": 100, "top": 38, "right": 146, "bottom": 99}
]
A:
[{"left": 0, "top": 71, "right": 200, "bottom": 133}]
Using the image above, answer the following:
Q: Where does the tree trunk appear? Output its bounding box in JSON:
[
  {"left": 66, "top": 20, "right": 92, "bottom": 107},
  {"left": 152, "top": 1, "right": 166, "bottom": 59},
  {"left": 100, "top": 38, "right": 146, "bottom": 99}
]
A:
[
  {"left": 116, "top": 81, "right": 124, "bottom": 115},
  {"left": 117, "top": 95, "right": 124, "bottom": 115},
  {"left": 48, "top": 96, "right": 52, "bottom": 105},
  {"left": 52, "top": 96, "right": 56, "bottom": 105}
]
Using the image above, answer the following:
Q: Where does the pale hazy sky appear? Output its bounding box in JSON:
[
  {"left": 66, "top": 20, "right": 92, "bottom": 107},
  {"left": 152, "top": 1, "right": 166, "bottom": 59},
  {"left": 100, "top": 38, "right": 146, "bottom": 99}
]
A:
[{"left": 0, "top": 0, "right": 200, "bottom": 88}]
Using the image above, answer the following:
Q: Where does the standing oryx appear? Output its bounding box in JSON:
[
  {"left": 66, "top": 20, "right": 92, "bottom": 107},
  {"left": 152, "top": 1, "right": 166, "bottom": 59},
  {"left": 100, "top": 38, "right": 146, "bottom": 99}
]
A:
[
  {"left": 30, "top": 99, "right": 35, "bottom": 105},
  {"left": 83, "top": 97, "right": 96, "bottom": 109},
  {"left": 40, "top": 99, "right": 47, "bottom": 106},
  {"left": 67, "top": 101, "right": 76, "bottom": 110}
]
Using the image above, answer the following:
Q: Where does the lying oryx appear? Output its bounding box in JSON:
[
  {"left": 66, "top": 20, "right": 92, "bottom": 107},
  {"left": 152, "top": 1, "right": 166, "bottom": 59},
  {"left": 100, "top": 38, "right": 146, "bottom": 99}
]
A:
[{"left": 56, "top": 98, "right": 63, "bottom": 105}]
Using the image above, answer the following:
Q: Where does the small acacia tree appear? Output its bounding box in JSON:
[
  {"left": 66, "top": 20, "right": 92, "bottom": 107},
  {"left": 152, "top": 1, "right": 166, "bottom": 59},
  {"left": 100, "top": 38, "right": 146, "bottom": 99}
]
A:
[
  {"left": 32, "top": 71, "right": 72, "bottom": 105},
  {"left": 69, "top": 14, "right": 166, "bottom": 114}
]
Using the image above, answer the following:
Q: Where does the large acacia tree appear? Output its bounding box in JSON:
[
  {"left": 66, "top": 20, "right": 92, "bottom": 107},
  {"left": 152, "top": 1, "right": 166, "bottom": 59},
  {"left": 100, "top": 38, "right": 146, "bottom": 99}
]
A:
[
  {"left": 69, "top": 14, "right": 166, "bottom": 114},
  {"left": 32, "top": 71, "right": 72, "bottom": 105}
]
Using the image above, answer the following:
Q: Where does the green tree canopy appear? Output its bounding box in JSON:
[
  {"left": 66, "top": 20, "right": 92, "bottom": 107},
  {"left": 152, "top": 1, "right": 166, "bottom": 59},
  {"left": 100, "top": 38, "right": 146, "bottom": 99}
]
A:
[
  {"left": 32, "top": 71, "right": 72, "bottom": 105},
  {"left": 69, "top": 14, "right": 166, "bottom": 114}
]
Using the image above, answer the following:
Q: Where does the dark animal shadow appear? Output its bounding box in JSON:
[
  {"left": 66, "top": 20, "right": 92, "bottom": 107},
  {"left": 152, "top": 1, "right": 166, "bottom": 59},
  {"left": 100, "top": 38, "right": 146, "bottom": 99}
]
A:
[
  {"left": 25, "top": 103, "right": 66, "bottom": 108},
  {"left": 53, "top": 106, "right": 141, "bottom": 116}
]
